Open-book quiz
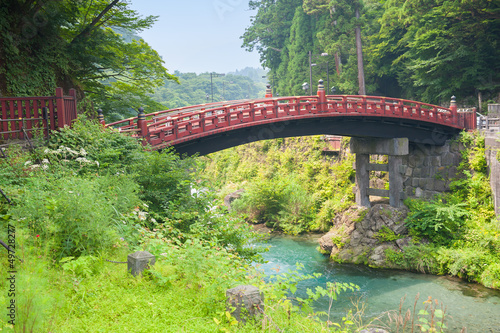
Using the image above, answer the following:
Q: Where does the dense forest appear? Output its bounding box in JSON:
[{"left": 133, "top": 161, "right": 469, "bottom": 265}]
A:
[
  {"left": 242, "top": 0, "right": 500, "bottom": 108},
  {"left": 151, "top": 68, "right": 267, "bottom": 109}
]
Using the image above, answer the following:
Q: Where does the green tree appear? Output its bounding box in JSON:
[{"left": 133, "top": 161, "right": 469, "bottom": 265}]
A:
[
  {"left": 375, "top": 0, "right": 500, "bottom": 103},
  {"left": 0, "top": 0, "right": 177, "bottom": 116}
]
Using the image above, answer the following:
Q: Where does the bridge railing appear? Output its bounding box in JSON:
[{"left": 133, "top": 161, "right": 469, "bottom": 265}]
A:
[
  {"left": 0, "top": 87, "right": 77, "bottom": 140},
  {"left": 104, "top": 86, "right": 474, "bottom": 150}
]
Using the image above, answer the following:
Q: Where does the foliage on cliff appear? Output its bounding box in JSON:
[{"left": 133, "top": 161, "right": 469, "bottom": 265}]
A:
[
  {"left": 387, "top": 132, "right": 500, "bottom": 289},
  {"left": 200, "top": 137, "right": 355, "bottom": 234}
]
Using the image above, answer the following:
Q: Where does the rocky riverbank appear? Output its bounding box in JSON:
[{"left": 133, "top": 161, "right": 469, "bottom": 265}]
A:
[{"left": 318, "top": 204, "right": 412, "bottom": 267}]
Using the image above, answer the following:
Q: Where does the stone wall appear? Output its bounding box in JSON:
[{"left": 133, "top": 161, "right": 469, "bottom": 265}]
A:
[
  {"left": 484, "top": 133, "right": 500, "bottom": 215},
  {"left": 402, "top": 140, "right": 463, "bottom": 199}
]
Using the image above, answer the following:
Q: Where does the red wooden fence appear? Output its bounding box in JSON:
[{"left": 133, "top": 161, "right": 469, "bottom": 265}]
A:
[{"left": 0, "top": 87, "right": 77, "bottom": 140}]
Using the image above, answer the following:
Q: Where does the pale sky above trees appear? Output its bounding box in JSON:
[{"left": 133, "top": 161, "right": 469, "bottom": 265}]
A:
[{"left": 129, "top": 0, "right": 262, "bottom": 74}]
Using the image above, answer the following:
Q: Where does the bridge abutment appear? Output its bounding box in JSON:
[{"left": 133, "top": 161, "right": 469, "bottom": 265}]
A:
[
  {"left": 351, "top": 137, "right": 463, "bottom": 208},
  {"left": 351, "top": 138, "right": 408, "bottom": 208}
]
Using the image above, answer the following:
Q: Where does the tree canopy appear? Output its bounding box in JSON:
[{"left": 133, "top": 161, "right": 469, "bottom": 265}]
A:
[
  {"left": 242, "top": 0, "right": 500, "bottom": 106},
  {"left": 0, "top": 0, "right": 177, "bottom": 115}
]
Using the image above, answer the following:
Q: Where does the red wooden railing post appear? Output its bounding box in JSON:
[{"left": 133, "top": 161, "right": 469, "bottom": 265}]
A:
[
  {"left": 317, "top": 79, "right": 326, "bottom": 112},
  {"left": 68, "top": 88, "right": 77, "bottom": 124},
  {"left": 56, "top": 87, "right": 66, "bottom": 128},
  {"left": 137, "top": 107, "right": 148, "bottom": 145},
  {"left": 265, "top": 84, "right": 272, "bottom": 98},
  {"left": 97, "top": 109, "right": 106, "bottom": 126},
  {"left": 450, "top": 95, "right": 457, "bottom": 125}
]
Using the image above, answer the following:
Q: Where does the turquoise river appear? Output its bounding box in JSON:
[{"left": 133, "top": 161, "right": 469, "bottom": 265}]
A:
[{"left": 255, "top": 234, "right": 500, "bottom": 332}]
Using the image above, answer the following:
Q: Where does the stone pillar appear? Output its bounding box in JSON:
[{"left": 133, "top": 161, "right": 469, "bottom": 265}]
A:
[
  {"left": 351, "top": 137, "right": 409, "bottom": 208},
  {"left": 388, "top": 155, "right": 404, "bottom": 207},
  {"left": 226, "top": 285, "right": 264, "bottom": 323},
  {"left": 355, "top": 153, "right": 370, "bottom": 208},
  {"left": 127, "top": 251, "right": 156, "bottom": 276}
]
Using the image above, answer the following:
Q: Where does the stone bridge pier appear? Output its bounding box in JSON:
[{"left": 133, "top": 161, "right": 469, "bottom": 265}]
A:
[{"left": 351, "top": 137, "right": 462, "bottom": 208}]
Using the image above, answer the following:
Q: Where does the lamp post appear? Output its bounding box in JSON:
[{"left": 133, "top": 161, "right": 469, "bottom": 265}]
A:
[
  {"left": 309, "top": 52, "right": 331, "bottom": 95},
  {"left": 210, "top": 72, "right": 225, "bottom": 102},
  {"left": 302, "top": 82, "right": 309, "bottom": 95}
]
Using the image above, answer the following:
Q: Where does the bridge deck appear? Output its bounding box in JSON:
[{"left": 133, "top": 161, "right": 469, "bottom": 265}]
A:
[{"left": 106, "top": 94, "right": 476, "bottom": 155}]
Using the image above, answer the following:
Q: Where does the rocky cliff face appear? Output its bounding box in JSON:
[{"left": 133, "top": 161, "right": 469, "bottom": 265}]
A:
[{"left": 319, "top": 204, "right": 411, "bottom": 267}]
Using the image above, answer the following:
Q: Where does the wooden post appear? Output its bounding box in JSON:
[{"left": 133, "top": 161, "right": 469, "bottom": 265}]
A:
[
  {"left": 265, "top": 84, "right": 272, "bottom": 98},
  {"left": 137, "top": 107, "right": 148, "bottom": 145},
  {"left": 56, "top": 87, "right": 66, "bottom": 129},
  {"left": 450, "top": 95, "right": 457, "bottom": 125},
  {"left": 317, "top": 79, "right": 326, "bottom": 112},
  {"left": 97, "top": 109, "right": 105, "bottom": 126},
  {"left": 68, "top": 88, "right": 77, "bottom": 124}
]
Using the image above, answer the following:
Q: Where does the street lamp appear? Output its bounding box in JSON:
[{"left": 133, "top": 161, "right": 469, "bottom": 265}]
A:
[
  {"left": 309, "top": 51, "right": 331, "bottom": 94},
  {"left": 331, "top": 86, "right": 336, "bottom": 94},
  {"left": 302, "top": 82, "right": 309, "bottom": 95},
  {"left": 210, "top": 72, "right": 225, "bottom": 102}
]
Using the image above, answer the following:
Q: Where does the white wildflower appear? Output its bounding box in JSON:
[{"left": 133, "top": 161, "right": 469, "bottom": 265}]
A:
[
  {"left": 142, "top": 203, "right": 149, "bottom": 208},
  {"left": 138, "top": 211, "right": 148, "bottom": 220},
  {"left": 151, "top": 218, "right": 157, "bottom": 223},
  {"left": 41, "top": 165, "right": 49, "bottom": 170},
  {"left": 42, "top": 159, "right": 49, "bottom": 164},
  {"left": 44, "top": 148, "right": 50, "bottom": 154},
  {"left": 95, "top": 161, "right": 99, "bottom": 167},
  {"left": 30, "top": 164, "right": 40, "bottom": 169},
  {"left": 24, "top": 161, "right": 32, "bottom": 166},
  {"left": 79, "top": 148, "right": 87, "bottom": 156}
]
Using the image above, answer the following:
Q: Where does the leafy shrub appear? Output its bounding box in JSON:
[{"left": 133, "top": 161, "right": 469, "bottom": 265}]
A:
[
  {"left": 480, "top": 263, "right": 500, "bottom": 289},
  {"left": 404, "top": 195, "right": 468, "bottom": 245},
  {"left": 436, "top": 247, "right": 493, "bottom": 282},
  {"left": 12, "top": 174, "right": 139, "bottom": 260},
  {"left": 373, "top": 226, "right": 401, "bottom": 243},
  {"left": 385, "top": 245, "right": 440, "bottom": 274}
]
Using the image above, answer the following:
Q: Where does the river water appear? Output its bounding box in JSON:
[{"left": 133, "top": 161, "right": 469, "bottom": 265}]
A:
[{"left": 254, "top": 233, "right": 500, "bottom": 332}]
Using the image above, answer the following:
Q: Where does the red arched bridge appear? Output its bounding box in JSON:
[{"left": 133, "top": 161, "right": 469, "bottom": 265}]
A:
[{"left": 105, "top": 83, "right": 476, "bottom": 156}]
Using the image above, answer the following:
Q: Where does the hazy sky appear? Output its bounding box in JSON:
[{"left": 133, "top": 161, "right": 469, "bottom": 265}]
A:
[{"left": 128, "top": 1, "right": 262, "bottom": 74}]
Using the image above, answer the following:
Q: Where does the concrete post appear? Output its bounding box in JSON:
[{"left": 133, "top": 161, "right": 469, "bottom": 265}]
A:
[
  {"left": 355, "top": 153, "right": 370, "bottom": 208},
  {"left": 226, "top": 285, "right": 264, "bottom": 323},
  {"left": 388, "top": 155, "right": 404, "bottom": 207},
  {"left": 127, "top": 251, "right": 155, "bottom": 276}
]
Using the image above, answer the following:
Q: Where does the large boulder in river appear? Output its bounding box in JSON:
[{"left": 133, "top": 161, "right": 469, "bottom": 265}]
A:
[{"left": 319, "top": 204, "right": 410, "bottom": 267}]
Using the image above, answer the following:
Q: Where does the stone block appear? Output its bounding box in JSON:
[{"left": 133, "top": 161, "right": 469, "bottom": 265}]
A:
[
  {"left": 413, "top": 167, "right": 421, "bottom": 177},
  {"left": 430, "top": 156, "right": 441, "bottom": 166},
  {"left": 412, "top": 178, "right": 419, "bottom": 187},
  {"left": 350, "top": 137, "right": 409, "bottom": 155},
  {"left": 405, "top": 166, "right": 413, "bottom": 177},
  {"left": 441, "top": 152, "right": 455, "bottom": 166},
  {"left": 226, "top": 285, "right": 264, "bottom": 323},
  {"left": 127, "top": 251, "right": 156, "bottom": 276},
  {"left": 433, "top": 179, "right": 446, "bottom": 192}
]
